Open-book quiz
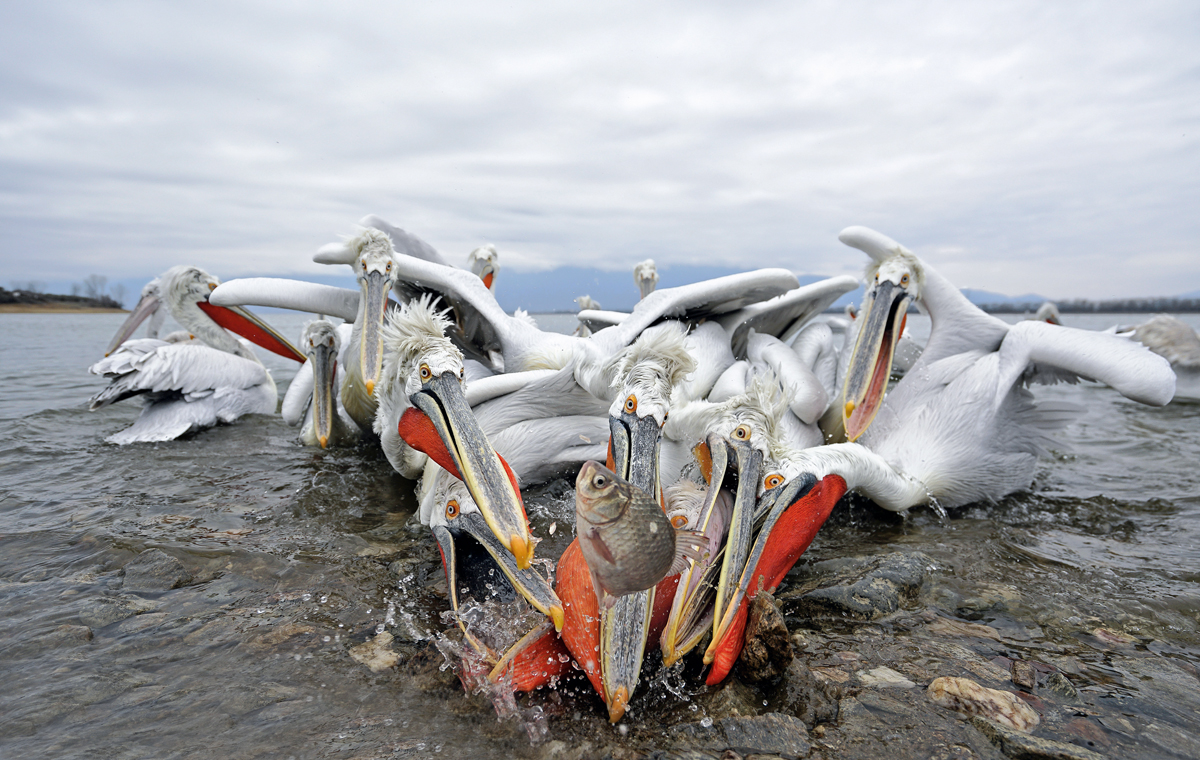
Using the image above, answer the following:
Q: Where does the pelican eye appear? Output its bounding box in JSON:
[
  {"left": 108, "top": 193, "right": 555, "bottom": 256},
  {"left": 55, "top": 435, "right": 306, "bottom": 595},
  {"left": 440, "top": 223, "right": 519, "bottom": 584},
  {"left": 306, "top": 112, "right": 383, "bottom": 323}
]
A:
[
  {"left": 900, "top": 273, "right": 910, "bottom": 286},
  {"left": 385, "top": 261, "right": 392, "bottom": 272},
  {"left": 765, "top": 473, "right": 784, "bottom": 489},
  {"left": 459, "top": 368, "right": 465, "bottom": 380},
  {"left": 670, "top": 514, "right": 688, "bottom": 529},
  {"left": 445, "top": 499, "right": 459, "bottom": 519},
  {"left": 624, "top": 395, "right": 637, "bottom": 413},
  {"left": 733, "top": 424, "right": 751, "bottom": 441},
  {"left": 419, "top": 364, "right": 432, "bottom": 381}
]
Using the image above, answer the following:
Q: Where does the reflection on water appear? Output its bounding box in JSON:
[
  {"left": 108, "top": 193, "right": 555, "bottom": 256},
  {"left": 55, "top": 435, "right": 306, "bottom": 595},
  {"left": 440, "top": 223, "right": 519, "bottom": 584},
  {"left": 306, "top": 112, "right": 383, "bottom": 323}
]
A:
[{"left": 1, "top": 311, "right": 1198, "bottom": 758}]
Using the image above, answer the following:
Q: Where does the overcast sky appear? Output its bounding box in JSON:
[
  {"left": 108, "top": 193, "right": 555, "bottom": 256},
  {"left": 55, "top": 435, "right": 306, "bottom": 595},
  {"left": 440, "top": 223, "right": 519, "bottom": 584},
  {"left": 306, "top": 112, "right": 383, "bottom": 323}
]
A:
[{"left": 1, "top": 1, "right": 1197, "bottom": 300}]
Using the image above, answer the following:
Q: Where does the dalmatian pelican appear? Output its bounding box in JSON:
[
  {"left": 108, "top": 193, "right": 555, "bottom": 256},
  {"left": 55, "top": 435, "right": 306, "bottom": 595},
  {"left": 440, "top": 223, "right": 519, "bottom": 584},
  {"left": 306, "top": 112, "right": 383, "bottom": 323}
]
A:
[
  {"left": 633, "top": 259, "right": 659, "bottom": 300},
  {"left": 88, "top": 266, "right": 305, "bottom": 444},
  {"left": 281, "top": 320, "right": 361, "bottom": 448},
  {"left": 467, "top": 244, "right": 499, "bottom": 292}
]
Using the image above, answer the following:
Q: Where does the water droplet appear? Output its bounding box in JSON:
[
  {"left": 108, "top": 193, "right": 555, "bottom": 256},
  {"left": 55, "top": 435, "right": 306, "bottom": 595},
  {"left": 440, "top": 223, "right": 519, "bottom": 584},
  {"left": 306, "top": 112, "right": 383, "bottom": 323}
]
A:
[
  {"left": 700, "top": 716, "right": 713, "bottom": 728},
  {"left": 294, "top": 654, "right": 302, "bottom": 661},
  {"left": 323, "top": 636, "right": 331, "bottom": 642}
]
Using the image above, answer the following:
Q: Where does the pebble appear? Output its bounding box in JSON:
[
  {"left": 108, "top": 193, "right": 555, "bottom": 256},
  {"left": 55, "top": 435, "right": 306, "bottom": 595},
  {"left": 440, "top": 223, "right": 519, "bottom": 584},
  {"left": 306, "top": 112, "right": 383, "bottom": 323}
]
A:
[
  {"left": 1009, "top": 659, "right": 1037, "bottom": 691},
  {"left": 736, "top": 592, "right": 793, "bottom": 682},
  {"left": 927, "top": 676, "right": 1039, "bottom": 732},
  {"left": 349, "top": 631, "right": 401, "bottom": 672},
  {"left": 857, "top": 666, "right": 916, "bottom": 689}
]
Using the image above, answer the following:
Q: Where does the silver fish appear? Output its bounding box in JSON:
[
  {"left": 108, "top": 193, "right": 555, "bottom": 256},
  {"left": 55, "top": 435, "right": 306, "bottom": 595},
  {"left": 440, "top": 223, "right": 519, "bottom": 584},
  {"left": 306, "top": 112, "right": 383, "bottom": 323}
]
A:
[{"left": 575, "top": 460, "right": 706, "bottom": 609}]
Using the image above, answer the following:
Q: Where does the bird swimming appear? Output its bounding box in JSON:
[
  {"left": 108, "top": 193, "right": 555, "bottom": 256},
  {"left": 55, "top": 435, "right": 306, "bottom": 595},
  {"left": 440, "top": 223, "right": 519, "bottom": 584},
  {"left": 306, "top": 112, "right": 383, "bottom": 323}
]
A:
[{"left": 88, "top": 265, "right": 305, "bottom": 444}]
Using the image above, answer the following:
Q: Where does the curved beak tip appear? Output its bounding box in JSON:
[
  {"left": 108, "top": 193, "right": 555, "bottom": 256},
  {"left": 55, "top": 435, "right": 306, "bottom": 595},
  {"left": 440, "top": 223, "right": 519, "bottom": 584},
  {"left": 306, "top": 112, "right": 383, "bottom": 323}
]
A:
[
  {"left": 510, "top": 534, "right": 532, "bottom": 570},
  {"left": 607, "top": 686, "right": 629, "bottom": 723},
  {"left": 550, "top": 605, "right": 565, "bottom": 633},
  {"left": 365, "top": 379, "right": 375, "bottom": 396},
  {"left": 318, "top": 435, "right": 329, "bottom": 449},
  {"left": 844, "top": 400, "right": 856, "bottom": 417}
]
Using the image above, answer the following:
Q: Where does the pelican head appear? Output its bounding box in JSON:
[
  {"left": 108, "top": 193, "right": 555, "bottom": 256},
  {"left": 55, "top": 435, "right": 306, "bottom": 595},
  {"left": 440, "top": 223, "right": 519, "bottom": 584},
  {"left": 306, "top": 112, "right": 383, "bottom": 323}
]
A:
[
  {"left": 467, "top": 244, "right": 499, "bottom": 292},
  {"left": 842, "top": 250, "right": 924, "bottom": 441},
  {"left": 382, "top": 297, "right": 536, "bottom": 571},
  {"left": 424, "top": 471, "right": 564, "bottom": 644},
  {"left": 633, "top": 259, "right": 659, "bottom": 300},
  {"left": 340, "top": 228, "right": 398, "bottom": 397},
  {"left": 302, "top": 320, "right": 342, "bottom": 449},
  {"left": 605, "top": 322, "right": 695, "bottom": 499}
]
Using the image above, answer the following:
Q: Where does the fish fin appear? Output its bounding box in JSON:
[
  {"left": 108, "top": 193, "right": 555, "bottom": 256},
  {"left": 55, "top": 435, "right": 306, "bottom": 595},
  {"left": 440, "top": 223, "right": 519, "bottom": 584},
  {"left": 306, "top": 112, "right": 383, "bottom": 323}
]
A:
[
  {"left": 667, "top": 529, "right": 710, "bottom": 577},
  {"left": 588, "top": 527, "right": 618, "bottom": 565}
]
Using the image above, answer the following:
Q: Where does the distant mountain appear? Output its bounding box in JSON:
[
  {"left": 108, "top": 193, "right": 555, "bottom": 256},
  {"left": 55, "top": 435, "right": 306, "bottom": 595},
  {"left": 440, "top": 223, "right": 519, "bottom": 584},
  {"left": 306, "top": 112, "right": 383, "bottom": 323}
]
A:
[{"left": 959, "top": 289, "right": 1048, "bottom": 307}]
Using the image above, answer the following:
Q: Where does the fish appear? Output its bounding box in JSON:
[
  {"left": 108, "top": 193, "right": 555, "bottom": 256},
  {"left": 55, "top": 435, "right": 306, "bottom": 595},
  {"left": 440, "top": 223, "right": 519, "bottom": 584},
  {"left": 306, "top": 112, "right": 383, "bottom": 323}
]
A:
[{"left": 574, "top": 460, "right": 707, "bottom": 610}]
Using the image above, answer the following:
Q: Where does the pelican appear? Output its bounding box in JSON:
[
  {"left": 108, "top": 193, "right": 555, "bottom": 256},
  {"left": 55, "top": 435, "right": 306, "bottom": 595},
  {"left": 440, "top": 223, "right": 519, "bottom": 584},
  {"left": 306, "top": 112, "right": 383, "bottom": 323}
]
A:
[
  {"left": 1032, "top": 301, "right": 1063, "bottom": 325},
  {"left": 634, "top": 259, "right": 659, "bottom": 300},
  {"left": 374, "top": 297, "right": 537, "bottom": 570},
  {"left": 820, "top": 225, "right": 1176, "bottom": 511},
  {"left": 1118, "top": 315, "right": 1199, "bottom": 400},
  {"left": 281, "top": 320, "right": 361, "bottom": 448},
  {"left": 88, "top": 265, "right": 306, "bottom": 444},
  {"left": 467, "top": 245, "right": 499, "bottom": 292}
]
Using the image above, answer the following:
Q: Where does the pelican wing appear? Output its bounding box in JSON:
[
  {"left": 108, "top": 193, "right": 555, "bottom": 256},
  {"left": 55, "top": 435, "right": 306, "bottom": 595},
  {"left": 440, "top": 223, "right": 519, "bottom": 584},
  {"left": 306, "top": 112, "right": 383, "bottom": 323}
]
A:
[
  {"left": 717, "top": 275, "right": 860, "bottom": 358},
  {"left": 89, "top": 343, "right": 272, "bottom": 409},
  {"left": 998, "top": 321, "right": 1176, "bottom": 406},
  {"left": 576, "top": 309, "right": 630, "bottom": 333},
  {"left": 210, "top": 278, "right": 360, "bottom": 323},
  {"left": 596, "top": 268, "right": 802, "bottom": 353},
  {"left": 281, "top": 360, "right": 314, "bottom": 426}
]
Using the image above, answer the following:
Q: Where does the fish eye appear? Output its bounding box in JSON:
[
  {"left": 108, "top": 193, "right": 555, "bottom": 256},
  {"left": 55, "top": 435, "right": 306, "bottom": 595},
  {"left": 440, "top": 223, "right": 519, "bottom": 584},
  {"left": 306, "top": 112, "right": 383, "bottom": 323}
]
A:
[
  {"left": 419, "top": 364, "right": 432, "bottom": 380},
  {"left": 765, "top": 473, "right": 784, "bottom": 489},
  {"left": 900, "top": 273, "right": 910, "bottom": 286},
  {"left": 593, "top": 475, "right": 606, "bottom": 488},
  {"left": 445, "top": 499, "right": 459, "bottom": 519},
  {"left": 733, "top": 424, "right": 751, "bottom": 441},
  {"left": 670, "top": 514, "right": 688, "bottom": 529},
  {"left": 624, "top": 395, "right": 637, "bottom": 413}
]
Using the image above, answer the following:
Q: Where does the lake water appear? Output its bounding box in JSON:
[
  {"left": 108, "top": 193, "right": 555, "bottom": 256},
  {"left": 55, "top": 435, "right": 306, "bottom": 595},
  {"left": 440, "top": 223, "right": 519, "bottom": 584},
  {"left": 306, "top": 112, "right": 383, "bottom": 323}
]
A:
[{"left": 1, "top": 310, "right": 1198, "bottom": 758}]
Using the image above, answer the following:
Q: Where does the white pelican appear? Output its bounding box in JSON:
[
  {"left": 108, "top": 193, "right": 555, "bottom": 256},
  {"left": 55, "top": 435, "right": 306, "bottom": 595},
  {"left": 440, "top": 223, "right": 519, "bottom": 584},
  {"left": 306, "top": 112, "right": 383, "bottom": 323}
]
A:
[
  {"left": 88, "top": 266, "right": 305, "bottom": 444},
  {"left": 633, "top": 259, "right": 658, "bottom": 300},
  {"left": 281, "top": 320, "right": 361, "bottom": 448},
  {"left": 1032, "top": 301, "right": 1063, "bottom": 325},
  {"left": 1110, "top": 314, "right": 1198, "bottom": 400},
  {"left": 467, "top": 245, "right": 499, "bottom": 292},
  {"left": 823, "top": 225, "right": 1176, "bottom": 511},
  {"left": 373, "top": 297, "right": 537, "bottom": 570}
]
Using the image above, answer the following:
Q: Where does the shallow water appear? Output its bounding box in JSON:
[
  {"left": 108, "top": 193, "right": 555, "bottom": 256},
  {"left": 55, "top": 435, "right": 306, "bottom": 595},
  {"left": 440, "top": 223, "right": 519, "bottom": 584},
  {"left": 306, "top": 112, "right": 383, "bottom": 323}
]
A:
[{"left": 1, "top": 311, "right": 1198, "bottom": 758}]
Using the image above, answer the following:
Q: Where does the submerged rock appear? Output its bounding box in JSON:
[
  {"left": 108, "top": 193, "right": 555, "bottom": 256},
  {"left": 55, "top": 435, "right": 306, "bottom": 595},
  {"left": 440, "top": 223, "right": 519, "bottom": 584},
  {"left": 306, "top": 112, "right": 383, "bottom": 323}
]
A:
[
  {"left": 770, "top": 659, "right": 841, "bottom": 726},
  {"left": 349, "top": 631, "right": 401, "bottom": 672},
  {"left": 670, "top": 712, "right": 811, "bottom": 759},
  {"left": 737, "top": 592, "right": 793, "bottom": 682},
  {"left": 122, "top": 548, "right": 193, "bottom": 591},
  {"left": 784, "top": 552, "right": 930, "bottom": 622},
  {"left": 971, "top": 716, "right": 1105, "bottom": 760},
  {"left": 78, "top": 595, "right": 158, "bottom": 628},
  {"left": 927, "top": 676, "right": 1039, "bottom": 732}
]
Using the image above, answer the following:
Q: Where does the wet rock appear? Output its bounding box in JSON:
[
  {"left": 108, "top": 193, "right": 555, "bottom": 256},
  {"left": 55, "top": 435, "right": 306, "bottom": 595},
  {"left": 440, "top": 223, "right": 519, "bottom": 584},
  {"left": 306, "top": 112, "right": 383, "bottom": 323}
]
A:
[
  {"left": 671, "top": 713, "right": 811, "bottom": 760},
  {"left": 858, "top": 666, "right": 916, "bottom": 689},
  {"left": 1009, "top": 660, "right": 1037, "bottom": 692},
  {"left": 1110, "top": 655, "right": 1200, "bottom": 715},
  {"left": 1041, "top": 672, "right": 1079, "bottom": 703},
  {"left": 770, "top": 659, "right": 841, "bottom": 726},
  {"left": 957, "top": 583, "right": 1021, "bottom": 617},
  {"left": 704, "top": 676, "right": 765, "bottom": 719},
  {"left": 928, "top": 677, "right": 1039, "bottom": 732},
  {"left": 121, "top": 548, "right": 193, "bottom": 591},
  {"left": 737, "top": 592, "right": 793, "bottom": 682},
  {"left": 1061, "top": 718, "right": 1110, "bottom": 750},
  {"left": 1142, "top": 720, "right": 1200, "bottom": 759},
  {"left": 927, "top": 616, "right": 1003, "bottom": 642},
  {"left": 970, "top": 716, "right": 1104, "bottom": 760},
  {"left": 784, "top": 552, "right": 929, "bottom": 622},
  {"left": 78, "top": 595, "right": 158, "bottom": 628},
  {"left": 348, "top": 631, "right": 401, "bottom": 672},
  {"left": 1, "top": 623, "right": 94, "bottom": 659}
]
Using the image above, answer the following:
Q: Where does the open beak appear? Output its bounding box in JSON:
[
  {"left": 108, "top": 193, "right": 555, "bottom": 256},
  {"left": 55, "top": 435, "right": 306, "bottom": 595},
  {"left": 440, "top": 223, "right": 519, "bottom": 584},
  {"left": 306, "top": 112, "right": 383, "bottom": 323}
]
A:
[
  {"left": 104, "top": 291, "right": 161, "bottom": 355},
  {"left": 432, "top": 511, "right": 563, "bottom": 637},
  {"left": 593, "top": 408, "right": 667, "bottom": 722},
  {"left": 841, "top": 279, "right": 909, "bottom": 441},
  {"left": 700, "top": 437, "right": 762, "bottom": 667},
  {"left": 359, "top": 270, "right": 390, "bottom": 396},
  {"left": 661, "top": 434, "right": 735, "bottom": 665},
  {"left": 401, "top": 372, "right": 535, "bottom": 570},
  {"left": 479, "top": 264, "right": 496, "bottom": 292},
  {"left": 309, "top": 341, "right": 338, "bottom": 449},
  {"left": 704, "top": 473, "right": 847, "bottom": 685},
  {"left": 196, "top": 299, "right": 308, "bottom": 362}
]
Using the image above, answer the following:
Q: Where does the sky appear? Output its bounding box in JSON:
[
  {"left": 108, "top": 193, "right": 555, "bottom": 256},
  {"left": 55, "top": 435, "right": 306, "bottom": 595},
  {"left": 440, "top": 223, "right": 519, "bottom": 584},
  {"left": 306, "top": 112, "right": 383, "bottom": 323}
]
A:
[{"left": 1, "top": 1, "right": 1198, "bottom": 307}]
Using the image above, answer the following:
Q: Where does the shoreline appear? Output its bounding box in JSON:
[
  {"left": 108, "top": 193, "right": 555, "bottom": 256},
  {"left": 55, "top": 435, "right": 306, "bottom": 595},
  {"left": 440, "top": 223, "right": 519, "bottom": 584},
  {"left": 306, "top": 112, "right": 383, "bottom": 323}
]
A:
[{"left": 0, "top": 304, "right": 128, "bottom": 314}]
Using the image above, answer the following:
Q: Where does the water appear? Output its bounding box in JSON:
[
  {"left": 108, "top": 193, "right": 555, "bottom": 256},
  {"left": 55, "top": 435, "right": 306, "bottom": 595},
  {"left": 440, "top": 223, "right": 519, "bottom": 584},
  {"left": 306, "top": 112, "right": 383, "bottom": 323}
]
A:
[{"left": 1, "top": 310, "right": 1199, "bottom": 758}]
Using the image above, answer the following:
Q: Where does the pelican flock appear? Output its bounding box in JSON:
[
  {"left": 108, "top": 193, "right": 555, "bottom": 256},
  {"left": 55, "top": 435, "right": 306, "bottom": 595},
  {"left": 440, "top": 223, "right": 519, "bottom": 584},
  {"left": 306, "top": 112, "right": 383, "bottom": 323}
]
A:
[{"left": 92, "top": 218, "right": 1178, "bottom": 723}]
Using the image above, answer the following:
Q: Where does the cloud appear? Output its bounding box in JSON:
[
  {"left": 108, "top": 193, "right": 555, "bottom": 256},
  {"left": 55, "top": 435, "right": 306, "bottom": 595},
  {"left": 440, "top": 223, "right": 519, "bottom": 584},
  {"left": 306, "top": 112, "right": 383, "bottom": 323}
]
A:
[{"left": 1, "top": 0, "right": 1198, "bottom": 299}]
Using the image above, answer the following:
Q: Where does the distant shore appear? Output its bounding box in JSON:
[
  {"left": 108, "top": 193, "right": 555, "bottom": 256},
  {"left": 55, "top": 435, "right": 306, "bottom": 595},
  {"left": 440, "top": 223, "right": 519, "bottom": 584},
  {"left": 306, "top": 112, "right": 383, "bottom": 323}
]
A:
[{"left": 0, "top": 287, "right": 128, "bottom": 314}]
